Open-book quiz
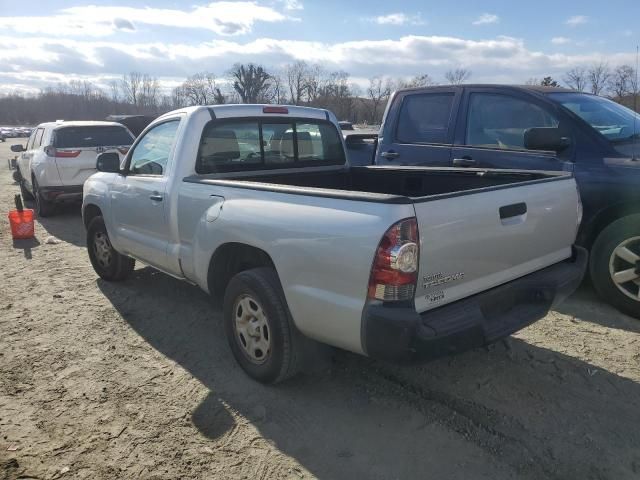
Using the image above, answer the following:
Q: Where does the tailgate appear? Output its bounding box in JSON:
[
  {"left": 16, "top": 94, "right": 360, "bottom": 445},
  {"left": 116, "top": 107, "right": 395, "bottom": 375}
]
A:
[
  {"left": 413, "top": 177, "right": 579, "bottom": 313},
  {"left": 55, "top": 147, "right": 127, "bottom": 186}
]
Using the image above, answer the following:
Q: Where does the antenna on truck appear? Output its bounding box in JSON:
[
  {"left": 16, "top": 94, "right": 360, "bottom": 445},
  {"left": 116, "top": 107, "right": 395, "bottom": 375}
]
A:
[{"left": 634, "top": 45, "right": 638, "bottom": 160}]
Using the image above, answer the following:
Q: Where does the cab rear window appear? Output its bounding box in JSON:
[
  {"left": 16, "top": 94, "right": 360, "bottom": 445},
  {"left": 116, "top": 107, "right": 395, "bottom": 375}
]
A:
[
  {"left": 54, "top": 126, "right": 133, "bottom": 148},
  {"left": 196, "top": 119, "right": 345, "bottom": 173}
]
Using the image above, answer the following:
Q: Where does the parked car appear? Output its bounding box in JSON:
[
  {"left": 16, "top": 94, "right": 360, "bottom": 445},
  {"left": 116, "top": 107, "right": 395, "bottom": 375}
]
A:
[
  {"left": 82, "top": 104, "right": 586, "bottom": 383},
  {"left": 18, "top": 127, "right": 33, "bottom": 137},
  {"left": 346, "top": 85, "right": 640, "bottom": 319},
  {"left": 1, "top": 127, "right": 15, "bottom": 139},
  {"left": 0, "top": 130, "right": 6, "bottom": 142},
  {"left": 338, "top": 121, "right": 354, "bottom": 130},
  {"left": 12, "top": 121, "right": 134, "bottom": 217}
]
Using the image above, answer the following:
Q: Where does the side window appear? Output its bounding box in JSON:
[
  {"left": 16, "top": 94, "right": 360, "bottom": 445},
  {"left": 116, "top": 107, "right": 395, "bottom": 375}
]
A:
[
  {"left": 466, "top": 93, "right": 559, "bottom": 150},
  {"left": 396, "top": 93, "right": 455, "bottom": 144},
  {"left": 31, "top": 128, "right": 44, "bottom": 149},
  {"left": 128, "top": 120, "right": 180, "bottom": 176},
  {"left": 25, "top": 130, "right": 37, "bottom": 150}
]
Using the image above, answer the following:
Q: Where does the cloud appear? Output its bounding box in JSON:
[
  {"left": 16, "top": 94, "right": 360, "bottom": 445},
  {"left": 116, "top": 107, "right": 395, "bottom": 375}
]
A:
[
  {"left": 281, "top": 0, "right": 303, "bottom": 10},
  {"left": 370, "top": 13, "right": 424, "bottom": 26},
  {"left": 1, "top": 34, "right": 637, "bottom": 94},
  {"left": 566, "top": 15, "right": 588, "bottom": 26},
  {"left": 472, "top": 14, "right": 499, "bottom": 26},
  {"left": 0, "top": 2, "right": 294, "bottom": 37},
  {"left": 113, "top": 18, "right": 135, "bottom": 31},
  {"left": 551, "top": 36, "right": 571, "bottom": 45}
]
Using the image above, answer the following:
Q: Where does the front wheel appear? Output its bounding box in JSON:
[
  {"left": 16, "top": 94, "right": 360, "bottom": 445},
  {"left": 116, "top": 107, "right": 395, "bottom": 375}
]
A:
[
  {"left": 87, "top": 216, "right": 135, "bottom": 281},
  {"left": 590, "top": 214, "right": 640, "bottom": 319},
  {"left": 223, "top": 268, "right": 301, "bottom": 383}
]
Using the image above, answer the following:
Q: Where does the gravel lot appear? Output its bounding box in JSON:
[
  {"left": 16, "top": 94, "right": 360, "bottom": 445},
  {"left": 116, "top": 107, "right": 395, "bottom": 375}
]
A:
[{"left": 1, "top": 140, "right": 639, "bottom": 479}]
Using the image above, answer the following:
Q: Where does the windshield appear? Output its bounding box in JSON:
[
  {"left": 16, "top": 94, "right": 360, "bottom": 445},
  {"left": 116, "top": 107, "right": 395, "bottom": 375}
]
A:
[{"left": 548, "top": 92, "right": 640, "bottom": 147}]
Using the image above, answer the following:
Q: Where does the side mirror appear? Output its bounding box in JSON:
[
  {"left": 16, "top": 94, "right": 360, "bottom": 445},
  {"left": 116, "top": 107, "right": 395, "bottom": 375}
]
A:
[
  {"left": 524, "top": 127, "right": 571, "bottom": 153},
  {"left": 96, "top": 152, "right": 121, "bottom": 173},
  {"left": 11, "top": 144, "right": 24, "bottom": 153}
]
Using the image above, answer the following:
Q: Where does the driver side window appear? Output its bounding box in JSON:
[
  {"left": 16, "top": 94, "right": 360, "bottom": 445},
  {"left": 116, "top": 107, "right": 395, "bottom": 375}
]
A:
[
  {"left": 128, "top": 120, "right": 180, "bottom": 176},
  {"left": 466, "top": 93, "right": 559, "bottom": 150}
]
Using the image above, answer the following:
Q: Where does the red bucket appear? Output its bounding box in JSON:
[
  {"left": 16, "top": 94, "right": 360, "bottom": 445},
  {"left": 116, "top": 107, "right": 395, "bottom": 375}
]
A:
[{"left": 8, "top": 209, "right": 35, "bottom": 240}]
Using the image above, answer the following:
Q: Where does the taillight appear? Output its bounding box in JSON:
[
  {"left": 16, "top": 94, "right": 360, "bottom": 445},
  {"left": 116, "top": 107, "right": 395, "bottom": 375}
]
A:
[
  {"left": 45, "top": 146, "right": 81, "bottom": 158},
  {"left": 56, "top": 150, "right": 81, "bottom": 158},
  {"left": 368, "top": 218, "right": 419, "bottom": 301}
]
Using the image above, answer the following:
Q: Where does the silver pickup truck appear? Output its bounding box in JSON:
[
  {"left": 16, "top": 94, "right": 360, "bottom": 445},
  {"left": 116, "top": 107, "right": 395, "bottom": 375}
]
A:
[{"left": 82, "top": 104, "right": 586, "bottom": 383}]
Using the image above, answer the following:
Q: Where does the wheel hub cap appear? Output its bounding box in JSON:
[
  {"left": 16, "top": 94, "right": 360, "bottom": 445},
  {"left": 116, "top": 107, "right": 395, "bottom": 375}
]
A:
[
  {"left": 609, "top": 236, "right": 640, "bottom": 302},
  {"left": 93, "top": 231, "right": 113, "bottom": 268},
  {"left": 233, "top": 295, "right": 271, "bottom": 364}
]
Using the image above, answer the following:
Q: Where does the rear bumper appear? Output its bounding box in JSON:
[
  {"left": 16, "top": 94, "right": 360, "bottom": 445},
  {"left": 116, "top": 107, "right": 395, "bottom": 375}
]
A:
[
  {"left": 39, "top": 185, "right": 83, "bottom": 202},
  {"left": 362, "top": 246, "right": 588, "bottom": 362}
]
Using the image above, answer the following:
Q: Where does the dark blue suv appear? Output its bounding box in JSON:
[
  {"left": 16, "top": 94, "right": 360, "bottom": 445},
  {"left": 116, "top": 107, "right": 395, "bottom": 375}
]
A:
[{"left": 360, "top": 85, "right": 640, "bottom": 318}]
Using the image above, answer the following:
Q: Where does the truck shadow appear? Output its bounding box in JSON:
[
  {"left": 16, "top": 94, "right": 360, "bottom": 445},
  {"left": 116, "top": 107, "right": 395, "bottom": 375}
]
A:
[
  {"left": 556, "top": 283, "right": 640, "bottom": 334},
  {"left": 35, "top": 204, "right": 85, "bottom": 247},
  {"left": 97, "top": 267, "right": 640, "bottom": 480}
]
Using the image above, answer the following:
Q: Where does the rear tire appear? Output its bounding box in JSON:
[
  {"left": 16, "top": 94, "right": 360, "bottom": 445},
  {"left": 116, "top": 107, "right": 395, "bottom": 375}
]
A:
[
  {"left": 87, "top": 216, "right": 135, "bottom": 281},
  {"left": 590, "top": 214, "right": 640, "bottom": 319},
  {"left": 223, "top": 268, "right": 301, "bottom": 384},
  {"left": 32, "top": 178, "right": 54, "bottom": 217}
]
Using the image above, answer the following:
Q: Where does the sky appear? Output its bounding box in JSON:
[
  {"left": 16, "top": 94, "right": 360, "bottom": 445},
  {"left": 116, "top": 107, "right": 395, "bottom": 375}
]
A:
[{"left": 0, "top": 0, "right": 638, "bottom": 95}]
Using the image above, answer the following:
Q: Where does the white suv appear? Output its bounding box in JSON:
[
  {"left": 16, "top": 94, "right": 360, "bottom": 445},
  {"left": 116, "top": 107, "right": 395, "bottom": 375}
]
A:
[{"left": 13, "top": 121, "right": 134, "bottom": 217}]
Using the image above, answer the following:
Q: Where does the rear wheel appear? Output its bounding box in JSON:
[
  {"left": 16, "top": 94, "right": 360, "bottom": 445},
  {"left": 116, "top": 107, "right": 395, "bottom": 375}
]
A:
[
  {"left": 223, "top": 268, "right": 301, "bottom": 383},
  {"left": 87, "top": 216, "right": 135, "bottom": 281},
  {"left": 590, "top": 215, "right": 640, "bottom": 319},
  {"left": 32, "top": 178, "right": 54, "bottom": 217}
]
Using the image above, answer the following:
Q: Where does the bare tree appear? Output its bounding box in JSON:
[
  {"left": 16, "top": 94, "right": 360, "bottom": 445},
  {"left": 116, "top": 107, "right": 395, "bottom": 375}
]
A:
[
  {"left": 396, "top": 74, "right": 435, "bottom": 89},
  {"left": 305, "top": 64, "right": 326, "bottom": 103},
  {"left": 445, "top": 68, "right": 472, "bottom": 85},
  {"left": 121, "top": 72, "right": 143, "bottom": 106},
  {"left": 610, "top": 65, "right": 636, "bottom": 100},
  {"left": 285, "top": 61, "right": 309, "bottom": 105},
  {"left": 366, "top": 76, "right": 392, "bottom": 123},
  {"left": 563, "top": 67, "right": 588, "bottom": 91},
  {"left": 107, "top": 79, "right": 120, "bottom": 103},
  {"left": 269, "top": 73, "right": 287, "bottom": 104},
  {"left": 588, "top": 62, "right": 611, "bottom": 96},
  {"left": 229, "top": 64, "right": 272, "bottom": 104},
  {"left": 140, "top": 74, "right": 160, "bottom": 110},
  {"left": 181, "top": 72, "right": 220, "bottom": 105}
]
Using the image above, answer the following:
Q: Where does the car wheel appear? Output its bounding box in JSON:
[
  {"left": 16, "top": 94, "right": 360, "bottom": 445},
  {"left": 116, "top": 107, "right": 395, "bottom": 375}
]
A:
[
  {"left": 87, "top": 216, "right": 135, "bottom": 281},
  {"left": 590, "top": 214, "right": 640, "bottom": 319},
  {"left": 17, "top": 171, "right": 34, "bottom": 201},
  {"left": 223, "top": 267, "right": 301, "bottom": 383},
  {"left": 32, "top": 178, "right": 54, "bottom": 217}
]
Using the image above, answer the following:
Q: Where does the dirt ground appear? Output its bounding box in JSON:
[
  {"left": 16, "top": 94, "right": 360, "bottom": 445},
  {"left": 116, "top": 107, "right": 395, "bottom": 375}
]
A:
[{"left": 0, "top": 140, "right": 639, "bottom": 480}]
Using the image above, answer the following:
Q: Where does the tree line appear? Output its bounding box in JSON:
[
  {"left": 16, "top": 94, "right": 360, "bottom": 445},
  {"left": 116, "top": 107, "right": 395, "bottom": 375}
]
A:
[{"left": 0, "top": 61, "right": 637, "bottom": 126}]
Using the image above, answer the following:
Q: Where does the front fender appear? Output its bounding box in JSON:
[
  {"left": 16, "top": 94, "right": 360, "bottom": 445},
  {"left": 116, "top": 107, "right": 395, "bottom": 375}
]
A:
[{"left": 82, "top": 173, "right": 120, "bottom": 249}]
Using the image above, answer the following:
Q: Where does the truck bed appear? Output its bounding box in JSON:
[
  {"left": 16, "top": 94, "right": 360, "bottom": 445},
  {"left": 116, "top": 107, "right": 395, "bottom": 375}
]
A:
[{"left": 185, "top": 166, "right": 570, "bottom": 203}]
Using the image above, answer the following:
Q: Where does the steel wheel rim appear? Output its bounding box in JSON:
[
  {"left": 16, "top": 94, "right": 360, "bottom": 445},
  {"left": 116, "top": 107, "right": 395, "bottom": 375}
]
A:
[
  {"left": 233, "top": 294, "right": 271, "bottom": 364},
  {"left": 93, "top": 231, "right": 113, "bottom": 268},
  {"left": 609, "top": 236, "right": 640, "bottom": 302}
]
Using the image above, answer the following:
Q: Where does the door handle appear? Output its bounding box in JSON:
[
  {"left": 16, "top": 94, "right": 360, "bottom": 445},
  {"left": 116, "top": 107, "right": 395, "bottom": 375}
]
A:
[
  {"left": 499, "top": 202, "right": 527, "bottom": 220},
  {"left": 380, "top": 150, "right": 399, "bottom": 160},
  {"left": 149, "top": 194, "right": 163, "bottom": 202},
  {"left": 452, "top": 157, "right": 477, "bottom": 167}
]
